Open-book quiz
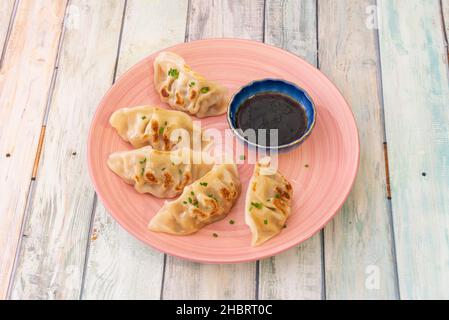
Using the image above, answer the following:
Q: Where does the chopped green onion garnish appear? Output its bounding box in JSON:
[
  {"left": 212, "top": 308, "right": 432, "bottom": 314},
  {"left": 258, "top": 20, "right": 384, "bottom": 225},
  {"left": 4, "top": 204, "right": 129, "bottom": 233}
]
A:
[
  {"left": 189, "top": 81, "right": 195, "bottom": 87},
  {"left": 251, "top": 202, "right": 263, "bottom": 209},
  {"left": 168, "top": 68, "right": 179, "bottom": 79},
  {"left": 200, "top": 182, "right": 208, "bottom": 187},
  {"left": 229, "top": 220, "right": 235, "bottom": 225},
  {"left": 159, "top": 127, "right": 165, "bottom": 135},
  {"left": 200, "top": 87, "right": 210, "bottom": 93},
  {"left": 141, "top": 116, "right": 146, "bottom": 120},
  {"left": 264, "top": 219, "right": 268, "bottom": 225},
  {"left": 275, "top": 194, "right": 280, "bottom": 199}
]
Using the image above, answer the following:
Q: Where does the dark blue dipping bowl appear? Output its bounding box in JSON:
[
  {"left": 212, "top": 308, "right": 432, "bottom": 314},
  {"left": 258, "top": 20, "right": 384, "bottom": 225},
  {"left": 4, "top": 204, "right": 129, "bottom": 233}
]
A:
[{"left": 227, "top": 79, "right": 316, "bottom": 152}]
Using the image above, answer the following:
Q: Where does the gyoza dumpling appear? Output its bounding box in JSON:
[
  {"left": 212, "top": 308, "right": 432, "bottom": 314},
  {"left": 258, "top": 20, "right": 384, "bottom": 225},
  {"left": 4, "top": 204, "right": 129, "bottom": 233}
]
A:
[
  {"left": 107, "top": 146, "right": 214, "bottom": 198},
  {"left": 148, "top": 164, "right": 241, "bottom": 235},
  {"left": 110, "top": 105, "right": 206, "bottom": 150},
  {"left": 245, "top": 159, "right": 293, "bottom": 246},
  {"left": 153, "top": 51, "right": 229, "bottom": 118}
]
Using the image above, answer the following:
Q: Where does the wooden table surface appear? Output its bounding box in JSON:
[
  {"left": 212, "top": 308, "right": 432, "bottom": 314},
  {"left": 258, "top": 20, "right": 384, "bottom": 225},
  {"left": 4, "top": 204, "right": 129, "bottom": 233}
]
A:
[{"left": 1, "top": 0, "right": 448, "bottom": 300}]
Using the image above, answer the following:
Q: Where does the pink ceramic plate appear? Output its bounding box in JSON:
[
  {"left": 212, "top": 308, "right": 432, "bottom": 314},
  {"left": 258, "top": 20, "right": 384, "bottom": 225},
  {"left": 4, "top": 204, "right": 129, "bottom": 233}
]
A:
[{"left": 88, "top": 39, "right": 359, "bottom": 263}]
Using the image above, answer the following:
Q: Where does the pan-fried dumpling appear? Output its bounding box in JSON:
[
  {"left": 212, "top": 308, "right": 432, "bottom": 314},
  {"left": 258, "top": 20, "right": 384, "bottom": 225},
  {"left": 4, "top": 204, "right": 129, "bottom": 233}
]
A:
[
  {"left": 153, "top": 51, "right": 229, "bottom": 118},
  {"left": 245, "top": 159, "right": 293, "bottom": 246},
  {"left": 148, "top": 164, "right": 241, "bottom": 235},
  {"left": 107, "top": 146, "right": 214, "bottom": 198},
  {"left": 110, "top": 105, "right": 207, "bottom": 150}
]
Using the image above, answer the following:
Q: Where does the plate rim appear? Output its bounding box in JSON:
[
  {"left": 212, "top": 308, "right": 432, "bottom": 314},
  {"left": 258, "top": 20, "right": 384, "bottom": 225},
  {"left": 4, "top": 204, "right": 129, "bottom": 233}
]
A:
[{"left": 87, "top": 38, "right": 360, "bottom": 264}]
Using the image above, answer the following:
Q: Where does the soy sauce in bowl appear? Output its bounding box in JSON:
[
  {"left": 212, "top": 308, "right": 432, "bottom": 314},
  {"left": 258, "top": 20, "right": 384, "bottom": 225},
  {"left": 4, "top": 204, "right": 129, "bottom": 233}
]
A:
[
  {"left": 227, "top": 79, "right": 316, "bottom": 151},
  {"left": 235, "top": 93, "right": 308, "bottom": 147}
]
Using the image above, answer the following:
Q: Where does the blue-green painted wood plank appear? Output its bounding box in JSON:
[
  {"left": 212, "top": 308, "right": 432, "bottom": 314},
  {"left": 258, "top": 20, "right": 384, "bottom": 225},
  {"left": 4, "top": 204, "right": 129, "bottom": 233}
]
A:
[{"left": 378, "top": 0, "right": 449, "bottom": 299}]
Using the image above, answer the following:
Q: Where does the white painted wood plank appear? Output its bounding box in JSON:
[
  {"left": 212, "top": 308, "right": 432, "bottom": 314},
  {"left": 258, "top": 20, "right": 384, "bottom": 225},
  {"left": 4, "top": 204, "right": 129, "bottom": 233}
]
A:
[
  {"left": 114, "top": 0, "right": 190, "bottom": 77},
  {"left": 319, "top": 0, "right": 397, "bottom": 299},
  {"left": 259, "top": 0, "right": 323, "bottom": 300},
  {"left": 162, "top": 0, "right": 264, "bottom": 300},
  {"left": 0, "top": 0, "right": 15, "bottom": 58},
  {"left": 378, "top": 0, "right": 449, "bottom": 299},
  {"left": 0, "top": 0, "right": 67, "bottom": 300},
  {"left": 187, "top": 0, "right": 264, "bottom": 41},
  {"left": 9, "top": 0, "right": 125, "bottom": 300},
  {"left": 82, "top": 0, "right": 189, "bottom": 300},
  {"left": 264, "top": 0, "right": 317, "bottom": 65},
  {"left": 163, "top": 261, "right": 256, "bottom": 299}
]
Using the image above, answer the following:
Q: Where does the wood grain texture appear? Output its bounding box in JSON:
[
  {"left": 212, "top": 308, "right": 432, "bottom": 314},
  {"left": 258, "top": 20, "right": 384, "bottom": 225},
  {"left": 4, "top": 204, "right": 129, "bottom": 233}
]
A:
[
  {"left": 0, "top": 0, "right": 67, "bottom": 300},
  {"left": 187, "top": 0, "right": 264, "bottom": 40},
  {"left": 443, "top": 0, "right": 449, "bottom": 43},
  {"left": 259, "top": 0, "right": 323, "bottom": 300},
  {"left": 9, "top": 0, "right": 125, "bottom": 299},
  {"left": 319, "top": 0, "right": 398, "bottom": 299},
  {"left": 0, "top": 0, "right": 15, "bottom": 61},
  {"left": 378, "top": 0, "right": 449, "bottom": 299},
  {"left": 82, "top": 0, "right": 189, "bottom": 300},
  {"left": 161, "top": 0, "right": 264, "bottom": 300},
  {"left": 163, "top": 261, "right": 256, "bottom": 299}
]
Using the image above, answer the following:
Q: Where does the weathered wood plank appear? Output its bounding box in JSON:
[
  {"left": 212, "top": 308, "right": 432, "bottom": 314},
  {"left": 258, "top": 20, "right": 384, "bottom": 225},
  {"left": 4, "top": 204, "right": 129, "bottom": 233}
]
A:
[
  {"left": 82, "top": 0, "right": 189, "bottom": 300},
  {"left": 9, "top": 0, "right": 125, "bottom": 299},
  {"left": 162, "top": 0, "right": 264, "bottom": 300},
  {"left": 259, "top": 0, "right": 323, "bottom": 300},
  {"left": 378, "top": 0, "right": 449, "bottom": 299},
  {"left": 442, "top": 0, "right": 449, "bottom": 43},
  {"left": 187, "top": 0, "right": 264, "bottom": 41},
  {"left": 164, "top": 261, "right": 256, "bottom": 299},
  {"left": 319, "top": 0, "right": 398, "bottom": 299},
  {"left": 0, "top": 0, "right": 67, "bottom": 300},
  {"left": 0, "top": 0, "right": 15, "bottom": 61}
]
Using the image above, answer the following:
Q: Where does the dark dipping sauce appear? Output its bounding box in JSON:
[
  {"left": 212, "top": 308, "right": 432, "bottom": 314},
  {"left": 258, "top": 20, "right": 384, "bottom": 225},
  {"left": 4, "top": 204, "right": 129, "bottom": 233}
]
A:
[{"left": 235, "top": 92, "right": 308, "bottom": 147}]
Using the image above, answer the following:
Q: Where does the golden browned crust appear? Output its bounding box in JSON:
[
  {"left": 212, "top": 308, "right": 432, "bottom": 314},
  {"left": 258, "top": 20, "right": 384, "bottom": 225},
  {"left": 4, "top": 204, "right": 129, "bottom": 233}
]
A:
[
  {"left": 150, "top": 119, "right": 159, "bottom": 143},
  {"left": 163, "top": 134, "right": 171, "bottom": 150},
  {"left": 145, "top": 172, "right": 158, "bottom": 183},
  {"left": 160, "top": 87, "right": 169, "bottom": 98},
  {"left": 175, "top": 171, "right": 191, "bottom": 191},
  {"left": 220, "top": 187, "right": 237, "bottom": 202},
  {"left": 191, "top": 199, "right": 220, "bottom": 222},
  {"left": 276, "top": 186, "right": 291, "bottom": 200},
  {"left": 163, "top": 172, "right": 173, "bottom": 188},
  {"left": 175, "top": 92, "right": 184, "bottom": 106},
  {"left": 273, "top": 198, "right": 288, "bottom": 216}
]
